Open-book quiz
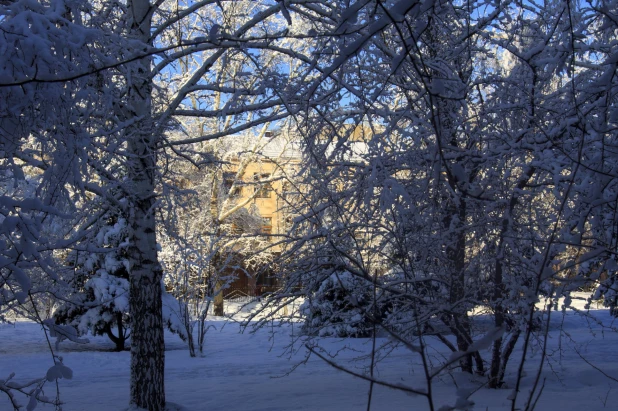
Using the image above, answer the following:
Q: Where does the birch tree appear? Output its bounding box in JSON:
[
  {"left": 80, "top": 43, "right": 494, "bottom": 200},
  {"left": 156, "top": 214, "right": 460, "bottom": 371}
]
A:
[{"left": 0, "top": 0, "right": 313, "bottom": 409}]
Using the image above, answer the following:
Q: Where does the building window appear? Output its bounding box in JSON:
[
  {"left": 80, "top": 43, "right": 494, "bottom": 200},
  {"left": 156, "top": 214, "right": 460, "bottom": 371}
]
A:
[
  {"left": 262, "top": 217, "right": 272, "bottom": 239},
  {"left": 254, "top": 173, "right": 273, "bottom": 198},
  {"left": 231, "top": 223, "right": 243, "bottom": 235},
  {"left": 223, "top": 172, "right": 242, "bottom": 197}
]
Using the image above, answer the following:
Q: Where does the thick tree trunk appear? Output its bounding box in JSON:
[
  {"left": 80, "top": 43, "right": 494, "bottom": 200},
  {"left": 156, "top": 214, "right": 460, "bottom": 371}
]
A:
[
  {"left": 126, "top": 136, "right": 166, "bottom": 410},
  {"left": 125, "top": 0, "right": 165, "bottom": 409},
  {"left": 126, "top": 136, "right": 165, "bottom": 409},
  {"left": 129, "top": 261, "right": 165, "bottom": 410}
]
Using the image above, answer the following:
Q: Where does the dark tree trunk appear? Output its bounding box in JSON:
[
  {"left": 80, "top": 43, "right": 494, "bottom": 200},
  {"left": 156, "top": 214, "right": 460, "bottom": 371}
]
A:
[
  {"left": 104, "top": 313, "right": 128, "bottom": 351},
  {"left": 126, "top": 125, "right": 165, "bottom": 410},
  {"left": 129, "top": 264, "right": 165, "bottom": 410},
  {"left": 117, "top": 311, "right": 125, "bottom": 350}
]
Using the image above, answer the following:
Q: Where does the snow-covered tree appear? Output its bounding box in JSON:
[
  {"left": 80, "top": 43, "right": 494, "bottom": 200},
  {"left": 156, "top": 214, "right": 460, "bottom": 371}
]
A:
[
  {"left": 1, "top": 0, "right": 309, "bottom": 408},
  {"left": 255, "top": 1, "right": 618, "bottom": 408},
  {"left": 301, "top": 270, "right": 379, "bottom": 338},
  {"left": 3, "top": 0, "right": 618, "bottom": 409},
  {"left": 159, "top": 158, "right": 275, "bottom": 356},
  {"left": 53, "top": 215, "right": 131, "bottom": 351}
]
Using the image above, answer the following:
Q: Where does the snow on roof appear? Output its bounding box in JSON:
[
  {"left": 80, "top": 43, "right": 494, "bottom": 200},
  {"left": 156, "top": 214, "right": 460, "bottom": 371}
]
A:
[
  {"left": 216, "top": 132, "right": 303, "bottom": 162},
  {"left": 215, "top": 124, "right": 373, "bottom": 164}
]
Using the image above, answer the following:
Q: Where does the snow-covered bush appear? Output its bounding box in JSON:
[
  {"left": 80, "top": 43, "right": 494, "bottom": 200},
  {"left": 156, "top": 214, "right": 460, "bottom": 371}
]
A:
[
  {"left": 54, "top": 216, "right": 132, "bottom": 351},
  {"left": 162, "top": 291, "right": 190, "bottom": 343},
  {"left": 594, "top": 272, "right": 618, "bottom": 317},
  {"left": 301, "top": 271, "right": 379, "bottom": 338}
]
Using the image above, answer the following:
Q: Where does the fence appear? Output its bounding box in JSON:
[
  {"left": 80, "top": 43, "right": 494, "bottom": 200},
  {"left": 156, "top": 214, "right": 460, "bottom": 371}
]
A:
[{"left": 222, "top": 285, "right": 281, "bottom": 303}]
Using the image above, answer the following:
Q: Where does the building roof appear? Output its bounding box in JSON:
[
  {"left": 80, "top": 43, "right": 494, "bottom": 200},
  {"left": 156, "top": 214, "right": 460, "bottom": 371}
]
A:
[{"left": 215, "top": 132, "right": 303, "bottom": 162}]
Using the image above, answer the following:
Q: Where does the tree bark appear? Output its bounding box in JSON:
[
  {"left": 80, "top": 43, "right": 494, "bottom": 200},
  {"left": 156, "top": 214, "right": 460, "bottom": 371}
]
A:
[
  {"left": 129, "top": 264, "right": 165, "bottom": 410},
  {"left": 126, "top": 123, "right": 166, "bottom": 410},
  {"left": 125, "top": 0, "right": 165, "bottom": 409}
]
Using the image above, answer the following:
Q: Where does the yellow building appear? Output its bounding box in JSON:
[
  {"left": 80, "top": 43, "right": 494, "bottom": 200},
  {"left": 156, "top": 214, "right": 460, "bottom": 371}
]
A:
[
  {"left": 215, "top": 124, "right": 373, "bottom": 300},
  {"left": 218, "top": 130, "right": 300, "bottom": 243},
  {"left": 212, "top": 130, "right": 301, "bottom": 299}
]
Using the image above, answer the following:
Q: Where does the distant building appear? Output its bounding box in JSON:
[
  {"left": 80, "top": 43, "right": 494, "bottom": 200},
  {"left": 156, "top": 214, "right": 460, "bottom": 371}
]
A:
[
  {"left": 214, "top": 124, "right": 373, "bottom": 301},
  {"left": 214, "top": 130, "right": 302, "bottom": 300}
]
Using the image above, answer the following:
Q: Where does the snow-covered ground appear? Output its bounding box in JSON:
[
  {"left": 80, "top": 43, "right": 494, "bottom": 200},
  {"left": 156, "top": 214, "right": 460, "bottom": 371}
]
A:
[{"left": 2, "top": 298, "right": 618, "bottom": 411}]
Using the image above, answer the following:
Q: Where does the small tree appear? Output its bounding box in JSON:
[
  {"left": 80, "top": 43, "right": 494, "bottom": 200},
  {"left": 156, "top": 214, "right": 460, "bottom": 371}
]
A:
[
  {"left": 301, "top": 270, "right": 377, "bottom": 338},
  {"left": 54, "top": 215, "right": 131, "bottom": 351}
]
